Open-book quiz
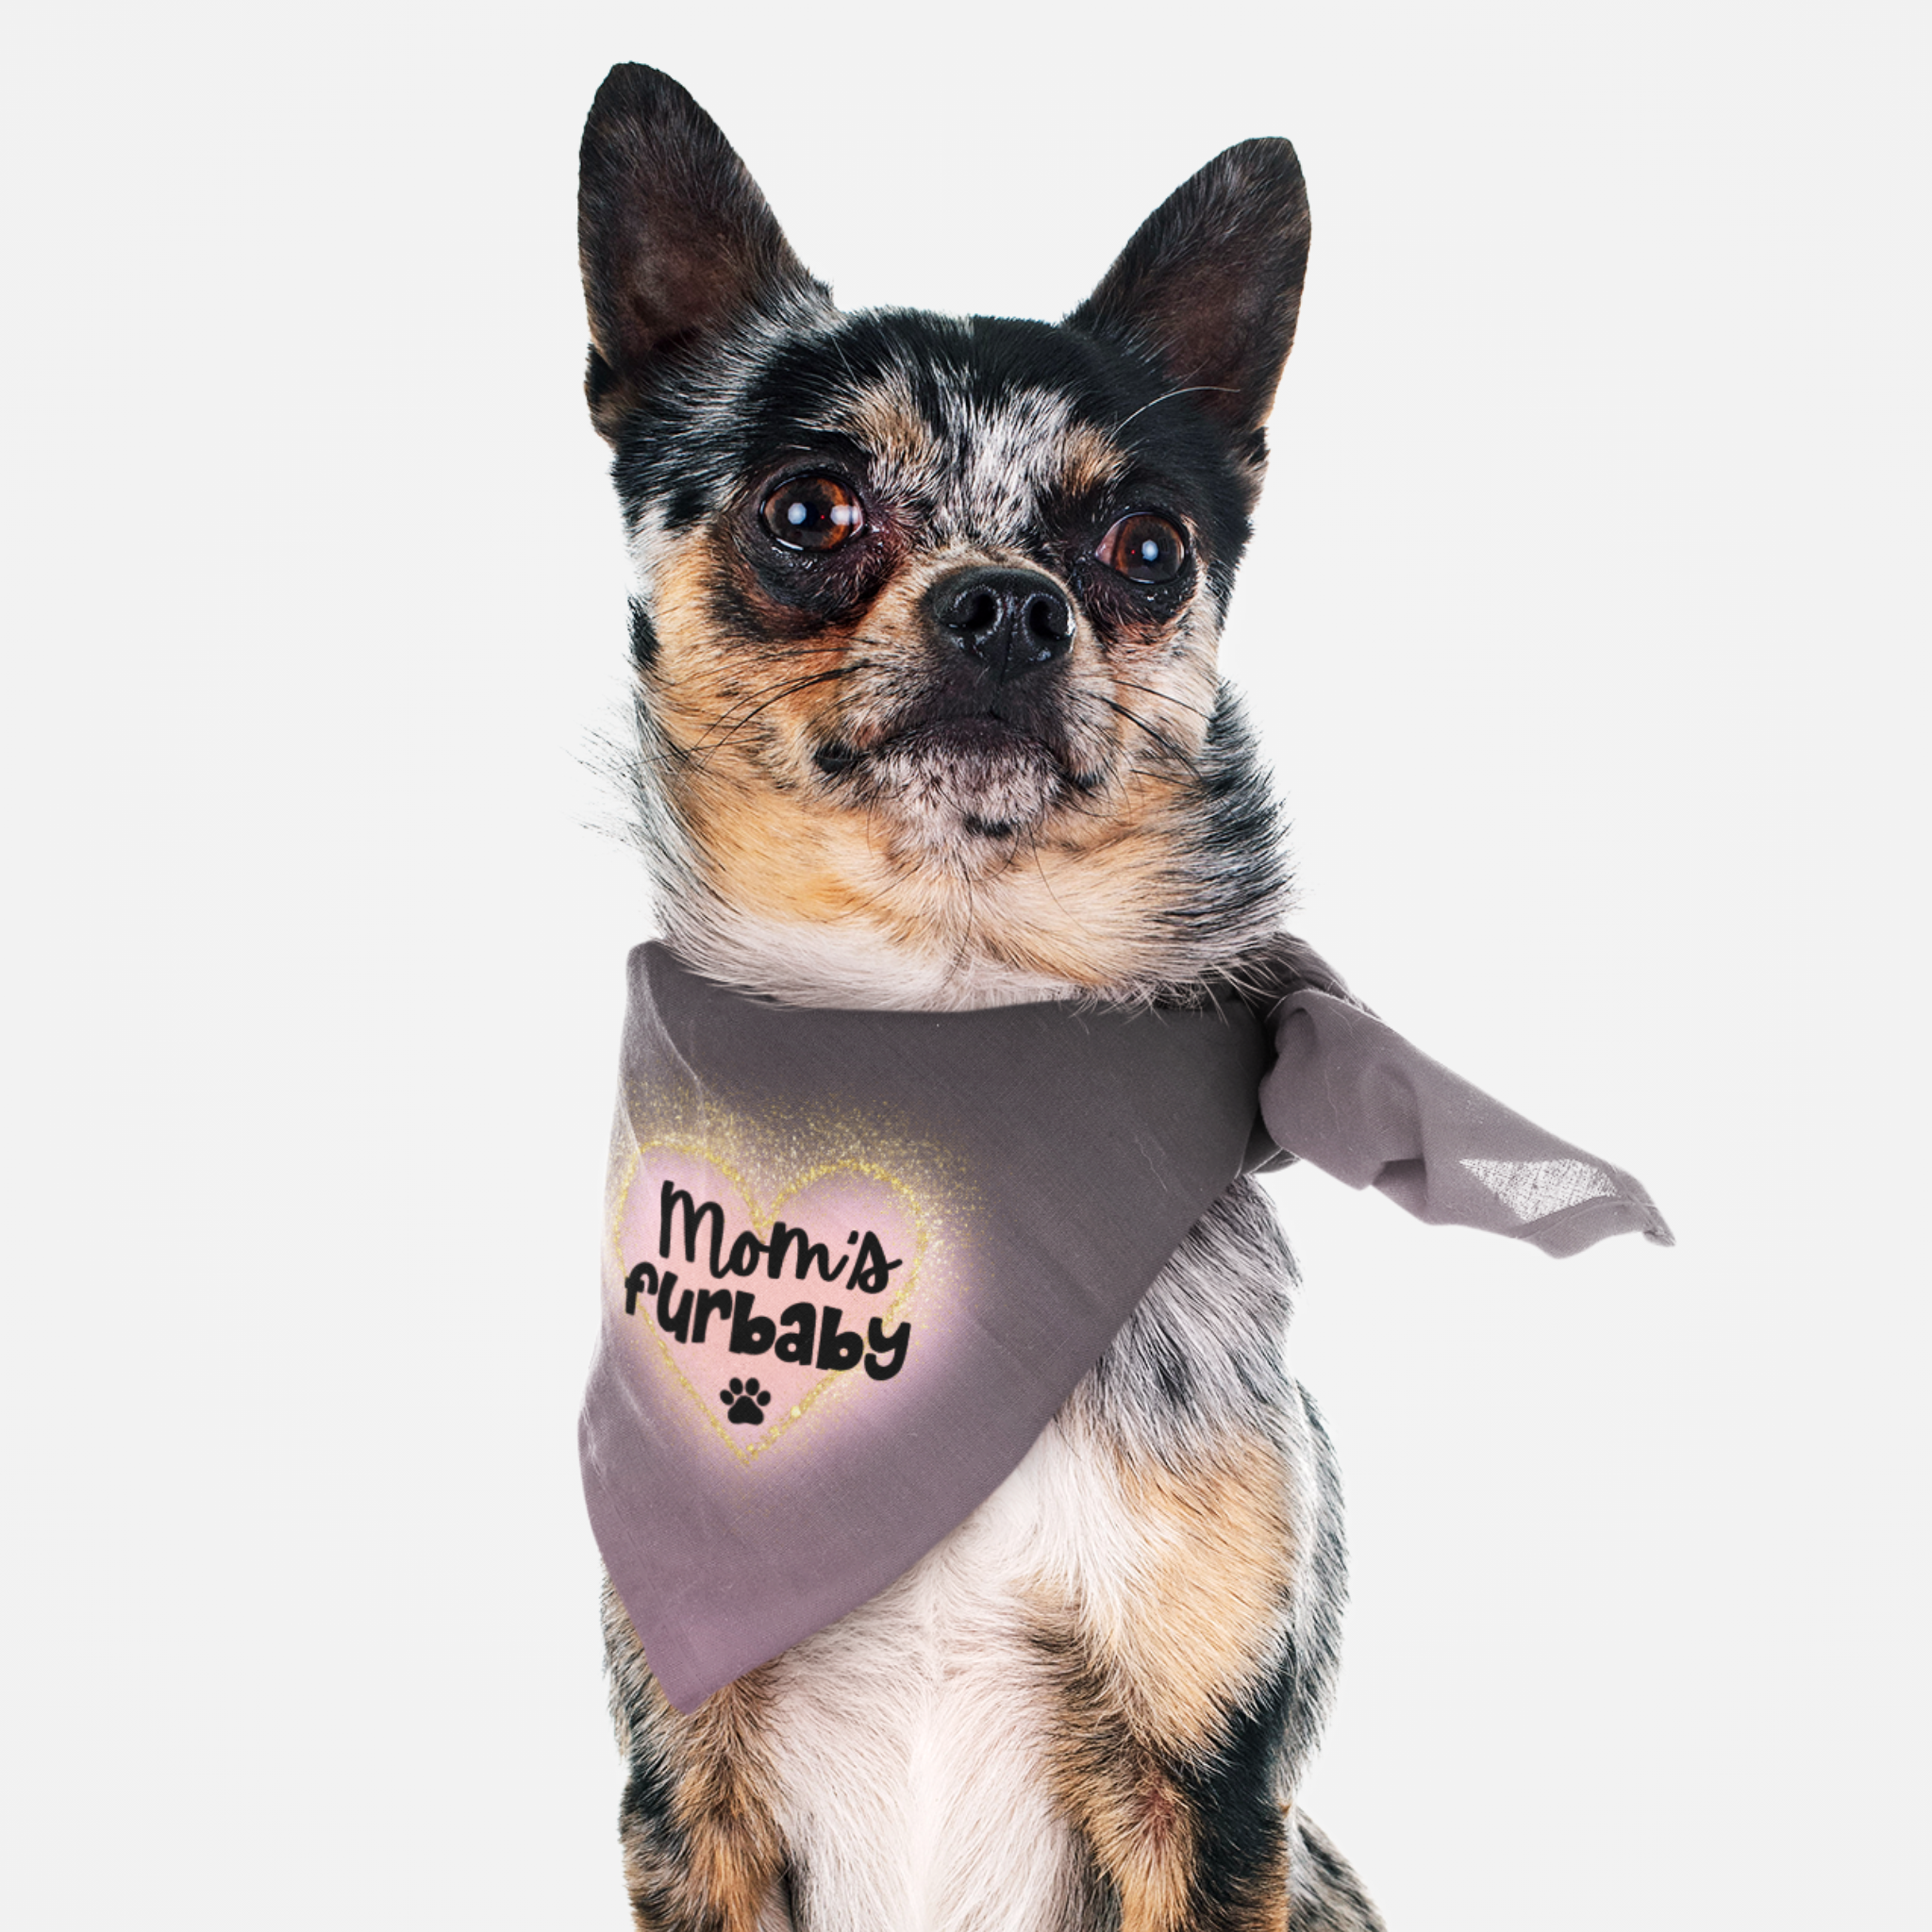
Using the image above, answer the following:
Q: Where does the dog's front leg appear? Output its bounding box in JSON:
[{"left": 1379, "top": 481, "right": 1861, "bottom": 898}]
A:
[
  {"left": 615, "top": 1741, "right": 791, "bottom": 1932},
  {"left": 1038, "top": 1634, "right": 1298, "bottom": 1932},
  {"left": 605, "top": 1582, "right": 791, "bottom": 1932},
  {"left": 1030, "top": 1428, "right": 1307, "bottom": 1932}
]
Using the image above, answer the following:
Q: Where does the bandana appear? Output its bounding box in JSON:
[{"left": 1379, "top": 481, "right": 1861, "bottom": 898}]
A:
[{"left": 582, "top": 942, "right": 1670, "bottom": 1710}]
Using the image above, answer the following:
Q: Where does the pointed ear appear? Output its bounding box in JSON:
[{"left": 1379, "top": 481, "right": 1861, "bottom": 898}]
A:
[
  {"left": 578, "top": 65, "right": 828, "bottom": 439},
  {"left": 1066, "top": 139, "right": 1310, "bottom": 469}
]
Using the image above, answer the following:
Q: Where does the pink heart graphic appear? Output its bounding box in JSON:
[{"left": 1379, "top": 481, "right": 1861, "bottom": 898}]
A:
[{"left": 612, "top": 1147, "right": 924, "bottom": 1457}]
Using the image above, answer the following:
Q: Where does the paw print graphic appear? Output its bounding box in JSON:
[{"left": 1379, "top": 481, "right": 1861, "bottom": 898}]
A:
[{"left": 720, "top": 1377, "right": 773, "bottom": 1425}]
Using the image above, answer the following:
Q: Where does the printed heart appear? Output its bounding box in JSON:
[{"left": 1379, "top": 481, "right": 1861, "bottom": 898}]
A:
[{"left": 612, "top": 1146, "right": 924, "bottom": 1458}]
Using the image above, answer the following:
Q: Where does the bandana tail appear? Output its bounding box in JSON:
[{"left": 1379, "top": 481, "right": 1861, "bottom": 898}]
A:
[{"left": 1259, "top": 990, "right": 1674, "bottom": 1257}]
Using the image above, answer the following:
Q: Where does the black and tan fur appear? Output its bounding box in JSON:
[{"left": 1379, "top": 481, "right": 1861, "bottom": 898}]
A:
[{"left": 578, "top": 63, "right": 1386, "bottom": 1931}]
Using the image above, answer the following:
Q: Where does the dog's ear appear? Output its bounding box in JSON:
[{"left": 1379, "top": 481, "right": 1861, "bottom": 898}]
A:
[
  {"left": 578, "top": 65, "right": 827, "bottom": 440},
  {"left": 1067, "top": 139, "right": 1309, "bottom": 472}
]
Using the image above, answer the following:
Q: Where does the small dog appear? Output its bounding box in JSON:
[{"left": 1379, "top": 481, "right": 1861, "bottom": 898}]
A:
[{"left": 578, "top": 62, "right": 1385, "bottom": 1932}]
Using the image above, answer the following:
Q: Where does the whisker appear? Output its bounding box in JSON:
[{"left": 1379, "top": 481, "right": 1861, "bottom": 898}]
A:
[
  {"left": 637, "top": 665, "right": 856, "bottom": 785},
  {"left": 1113, "top": 384, "right": 1237, "bottom": 434},
  {"left": 1094, "top": 692, "right": 1195, "bottom": 769},
  {"left": 693, "top": 660, "right": 874, "bottom": 756},
  {"left": 1110, "top": 677, "right": 1214, "bottom": 724},
  {"left": 1025, "top": 821, "right": 1075, "bottom": 924}
]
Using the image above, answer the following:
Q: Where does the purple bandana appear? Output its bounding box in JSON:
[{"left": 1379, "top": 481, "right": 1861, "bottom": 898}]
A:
[{"left": 581, "top": 943, "right": 1669, "bottom": 1710}]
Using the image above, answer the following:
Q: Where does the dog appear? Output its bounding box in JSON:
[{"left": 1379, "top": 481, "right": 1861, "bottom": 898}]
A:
[{"left": 578, "top": 61, "right": 1386, "bottom": 1932}]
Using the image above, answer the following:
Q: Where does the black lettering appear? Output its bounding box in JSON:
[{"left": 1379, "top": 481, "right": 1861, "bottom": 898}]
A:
[
  {"left": 847, "top": 1230, "right": 902, "bottom": 1295},
  {"left": 774, "top": 1302, "right": 816, "bottom": 1364},
  {"left": 726, "top": 1229, "right": 766, "bottom": 1276},
  {"left": 691, "top": 1286, "right": 734, "bottom": 1344},
  {"left": 624, "top": 1260, "right": 661, "bottom": 1316},
  {"left": 765, "top": 1221, "right": 849, "bottom": 1283},
  {"left": 816, "top": 1304, "right": 863, "bottom": 1372},
  {"left": 862, "top": 1318, "right": 912, "bottom": 1380},
  {"left": 729, "top": 1291, "right": 775, "bottom": 1356},
  {"left": 654, "top": 1274, "right": 691, "bottom": 1343},
  {"left": 658, "top": 1181, "right": 725, "bottom": 1276}
]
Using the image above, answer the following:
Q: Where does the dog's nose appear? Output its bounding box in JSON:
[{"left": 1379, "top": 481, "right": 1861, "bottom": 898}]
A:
[{"left": 929, "top": 567, "right": 1074, "bottom": 682}]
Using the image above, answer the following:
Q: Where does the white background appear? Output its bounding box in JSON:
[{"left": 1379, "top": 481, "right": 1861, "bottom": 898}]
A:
[{"left": 3, "top": 3, "right": 1925, "bottom": 1927}]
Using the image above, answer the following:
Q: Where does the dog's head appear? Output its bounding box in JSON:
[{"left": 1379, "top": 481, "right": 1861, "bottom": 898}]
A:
[{"left": 578, "top": 66, "right": 1309, "bottom": 998}]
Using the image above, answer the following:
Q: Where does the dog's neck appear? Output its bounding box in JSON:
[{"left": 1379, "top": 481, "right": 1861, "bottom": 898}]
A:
[
  {"left": 644, "top": 810, "right": 1285, "bottom": 1013},
  {"left": 657, "top": 903, "right": 1092, "bottom": 1011}
]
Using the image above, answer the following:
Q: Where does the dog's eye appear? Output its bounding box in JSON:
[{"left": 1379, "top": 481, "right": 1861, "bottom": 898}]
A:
[
  {"left": 763, "top": 475, "right": 865, "bottom": 551},
  {"left": 1097, "top": 513, "right": 1187, "bottom": 584}
]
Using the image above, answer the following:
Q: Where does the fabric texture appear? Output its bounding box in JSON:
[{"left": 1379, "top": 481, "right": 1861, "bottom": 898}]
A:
[{"left": 581, "top": 941, "right": 1669, "bottom": 1711}]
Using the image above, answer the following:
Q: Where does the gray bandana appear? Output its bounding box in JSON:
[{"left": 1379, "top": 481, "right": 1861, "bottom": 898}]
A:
[{"left": 581, "top": 943, "right": 1669, "bottom": 1710}]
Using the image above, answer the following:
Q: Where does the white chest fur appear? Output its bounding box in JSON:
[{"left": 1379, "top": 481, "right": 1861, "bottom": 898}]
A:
[{"left": 758, "top": 1418, "right": 1134, "bottom": 1932}]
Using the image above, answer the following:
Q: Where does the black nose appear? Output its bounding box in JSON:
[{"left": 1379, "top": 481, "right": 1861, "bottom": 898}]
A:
[{"left": 929, "top": 567, "right": 1074, "bottom": 682}]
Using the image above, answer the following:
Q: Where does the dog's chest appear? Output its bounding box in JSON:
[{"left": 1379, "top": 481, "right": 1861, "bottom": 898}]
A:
[{"left": 757, "top": 1418, "right": 1140, "bottom": 1932}]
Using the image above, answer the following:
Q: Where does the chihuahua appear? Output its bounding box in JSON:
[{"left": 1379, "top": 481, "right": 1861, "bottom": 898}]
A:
[{"left": 578, "top": 62, "right": 1386, "bottom": 1932}]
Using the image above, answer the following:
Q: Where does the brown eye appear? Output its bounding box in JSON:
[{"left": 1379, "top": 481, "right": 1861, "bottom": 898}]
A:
[
  {"left": 762, "top": 475, "right": 865, "bottom": 551},
  {"left": 1097, "top": 512, "right": 1187, "bottom": 584}
]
